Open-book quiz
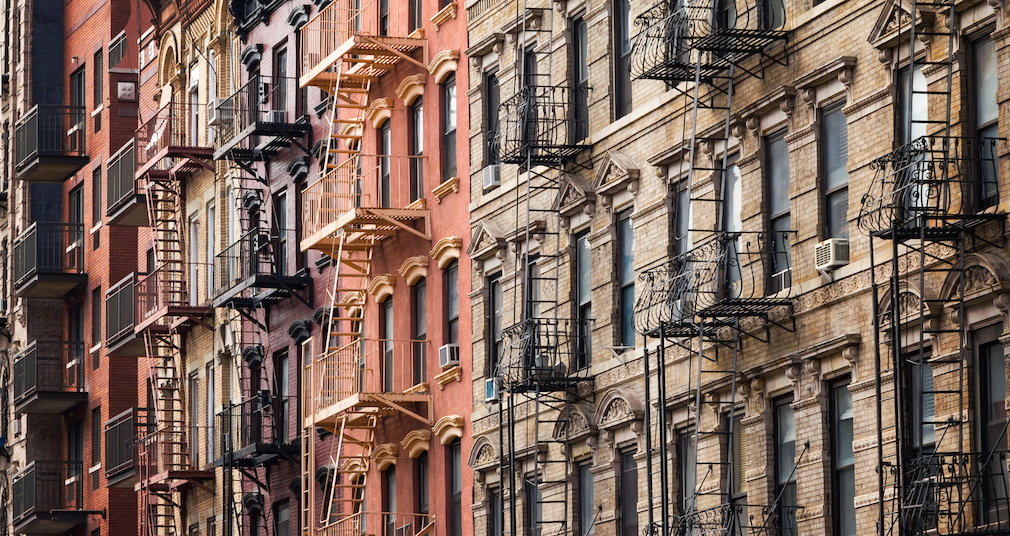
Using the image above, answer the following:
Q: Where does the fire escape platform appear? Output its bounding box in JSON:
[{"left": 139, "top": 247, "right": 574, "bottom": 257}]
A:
[
  {"left": 15, "top": 273, "right": 88, "bottom": 299},
  {"left": 213, "top": 273, "right": 313, "bottom": 308},
  {"left": 135, "top": 305, "right": 214, "bottom": 334},
  {"left": 14, "top": 391, "right": 88, "bottom": 415},
  {"left": 136, "top": 469, "right": 215, "bottom": 492},
  {"left": 301, "top": 36, "right": 426, "bottom": 91},
  {"left": 213, "top": 119, "right": 312, "bottom": 161},
  {"left": 868, "top": 213, "right": 1006, "bottom": 240},
  {"left": 216, "top": 442, "right": 300, "bottom": 468},
  {"left": 301, "top": 208, "right": 430, "bottom": 253},
  {"left": 313, "top": 392, "right": 432, "bottom": 429},
  {"left": 135, "top": 146, "right": 215, "bottom": 180},
  {"left": 14, "top": 511, "right": 89, "bottom": 535}
]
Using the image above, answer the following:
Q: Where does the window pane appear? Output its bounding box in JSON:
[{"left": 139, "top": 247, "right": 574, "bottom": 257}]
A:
[
  {"left": 766, "top": 134, "right": 790, "bottom": 217},
  {"left": 676, "top": 186, "right": 693, "bottom": 255},
  {"left": 775, "top": 402, "right": 796, "bottom": 485},
  {"left": 771, "top": 215, "right": 791, "bottom": 280},
  {"left": 576, "top": 233, "right": 591, "bottom": 306},
  {"left": 618, "top": 215, "right": 634, "bottom": 285},
  {"left": 975, "top": 39, "right": 998, "bottom": 126},
  {"left": 838, "top": 466, "right": 856, "bottom": 536},
  {"left": 823, "top": 107, "right": 849, "bottom": 192},
  {"left": 833, "top": 385, "right": 854, "bottom": 467},
  {"left": 620, "top": 450, "right": 638, "bottom": 536},
  {"left": 723, "top": 157, "right": 741, "bottom": 234},
  {"left": 579, "top": 462, "right": 595, "bottom": 536},
  {"left": 899, "top": 66, "right": 927, "bottom": 143},
  {"left": 826, "top": 190, "right": 848, "bottom": 239},
  {"left": 575, "top": 17, "right": 589, "bottom": 83},
  {"left": 679, "top": 431, "right": 696, "bottom": 513}
]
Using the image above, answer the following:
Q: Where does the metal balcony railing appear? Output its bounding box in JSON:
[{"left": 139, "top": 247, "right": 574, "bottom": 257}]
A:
[
  {"left": 105, "top": 273, "right": 136, "bottom": 345},
  {"left": 858, "top": 136, "right": 1003, "bottom": 235},
  {"left": 14, "top": 105, "right": 86, "bottom": 171},
  {"left": 13, "top": 222, "right": 85, "bottom": 286},
  {"left": 12, "top": 461, "right": 85, "bottom": 524},
  {"left": 218, "top": 395, "right": 295, "bottom": 457},
  {"left": 302, "top": 154, "right": 425, "bottom": 237},
  {"left": 674, "top": 503, "right": 800, "bottom": 536},
  {"left": 106, "top": 141, "right": 137, "bottom": 216},
  {"left": 630, "top": 3, "right": 700, "bottom": 81},
  {"left": 633, "top": 232, "right": 794, "bottom": 332},
  {"left": 12, "top": 340, "right": 85, "bottom": 406},
  {"left": 105, "top": 408, "right": 140, "bottom": 479},
  {"left": 315, "top": 511, "right": 433, "bottom": 536},
  {"left": 214, "top": 228, "right": 297, "bottom": 296},
  {"left": 136, "top": 264, "right": 189, "bottom": 320},
  {"left": 215, "top": 76, "right": 303, "bottom": 144},
  {"left": 135, "top": 102, "right": 211, "bottom": 175},
  {"left": 309, "top": 338, "right": 428, "bottom": 417},
  {"left": 896, "top": 450, "right": 1010, "bottom": 536},
  {"left": 496, "top": 86, "right": 588, "bottom": 165},
  {"left": 496, "top": 318, "right": 592, "bottom": 390}
]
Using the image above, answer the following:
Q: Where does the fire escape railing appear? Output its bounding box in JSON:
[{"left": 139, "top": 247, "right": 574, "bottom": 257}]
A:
[
  {"left": 105, "top": 407, "right": 141, "bottom": 479},
  {"left": 12, "top": 222, "right": 85, "bottom": 286},
  {"left": 106, "top": 141, "right": 137, "bottom": 216},
  {"left": 12, "top": 461, "right": 85, "bottom": 523},
  {"left": 496, "top": 85, "right": 588, "bottom": 165},
  {"left": 496, "top": 317, "right": 592, "bottom": 390},
  {"left": 12, "top": 340, "right": 85, "bottom": 405},
  {"left": 215, "top": 76, "right": 303, "bottom": 143},
  {"left": 214, "top": 228, "right": 298, "bottom": 296},
  {"left": 14, "top": 105, "right": 87, "bottom": 170},
  {"left": 135, "top": 102, "right": 209, "bottom": 173},
  {"left": 105, "top": 273, "right": 136, "bottom": 345}
]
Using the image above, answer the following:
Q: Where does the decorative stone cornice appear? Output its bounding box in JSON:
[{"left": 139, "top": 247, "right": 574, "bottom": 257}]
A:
[
  {"left": 286, "top": 4, "right": 312, "bottom": 29},
  {"left": 239, "top": 44, "right": 263, "bottom": 72},
  {"left": 435, "top": 365, "right": 462, "bottom": 389},
  {"left": 398, "top": 256, "right": 430, "bottom": 286},
  {"left": 371, "top": 443, "right": 399, "bottom": 470},
  {"left": 465, "top": 33, "right": 505, "bottom": 59},
  {"left": 401, "top": 429, "right": 432, "bottom": 458},
  {"left": 428, "top": 50, "right": 460, "bottom": 84},
  {"left": 433, "top": 414, "right": 465, "bottom": 445},
  {"left": 467, "top": 220, "right": 506, "bottom": 261},
  {"left": 592, "top": 151, "right": 640, "bottom": 199},
  {"left": 430, "top": 236, "right": 462, "bottom": 269},
  {"left": 553, "top": 174, "right": 596, "bottom": 219},
  {"left": 287, "top": 156, "right": 310, "bottom": 183},
  {"left": 430, "top": 2, "right": 457, "bottom": 29},
  {"left": 367, "top": 275, "right": 396, "bottom": 303},
  {"left": 395, "top": 74, "right": 426, "bottom": 106},
  {"left": 366, "top": 98, "right": 393, "bottom": 128},
  {"left": 432, "top": 177, "right": 460, "bottom": 203},
  {"left": 468, "top": 436, "right": 499, "bottom": 470},
  {"left": 595, "top": 388, "right": 644, "bottom": 431}
]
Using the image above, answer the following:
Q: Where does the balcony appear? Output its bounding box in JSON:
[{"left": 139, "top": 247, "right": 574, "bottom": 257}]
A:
[
  {"left": 858, "top": 135, "right": 1005, "bottom": 240},
  {"left": 213, "top": 76, "right": 310, "bottom": 161},
  {"left": 213, "top": 228, "right": 311, "bottom": 308},
  {"left": 674, "top": 503, "right": 800, "bottom": 536},
  {"left": 313, "top": 511, "right": 435, "bottom": 536},
  {"left": 630, "top": 3, "right": 729, "bottom": 82},
  {"left": 12, "top": 340, "right": 87, "bottom": 415},
  {"left": 496, "top": 86, "right": 588, "bottom": 165},
  {"left": 135, "top": 264, "right": 211, "bottom": 332},
  {"left": 632, "top": 232, "right": 795, "bottom": 338},
  {"left": 14, "top": 105, "right": 88, "bottom": 182},
  {"left": 13, "top": 222, "right": 86, "bottom": 298},
  {"left": 299, "top": 0, "right": 427, "bottom": 90},
  {"left": 301, "top": 155, "right": 430, "bottom": 253},
  {"left": 307, "top": 338, "right": 431, "bottom": 429},
  {"left": 135, "top": 102, "right": 214, "bottom": 180},
  {"left": 216, "top": 396, "right": 297, "bottom": 467},
  {"left": 106, "top": 142, "right": 147, "bottom": 226},
  {"left": 105, "top": 273, "right": 143, "bottom": 357},
  {"left": 496, "top": 318, "right": 592, "bottom": 393},
  {"left": 105, "top": 408, "right": 146, "bottom": 488},
  {"left": 12, "top": 461, "right": 87, "bottom": 534}
]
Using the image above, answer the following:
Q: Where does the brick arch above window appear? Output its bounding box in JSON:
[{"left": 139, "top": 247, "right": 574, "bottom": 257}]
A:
[
  {"left": 366, "top": 98, "right": 394, "bottom": 128},
  {"left": 371, "top": 443, "right": 399, "bottom": 471}
]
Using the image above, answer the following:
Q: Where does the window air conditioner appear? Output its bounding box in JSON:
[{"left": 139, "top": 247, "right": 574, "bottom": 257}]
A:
[
  {"left": 438, "top": 344, "right": 460, "bottom": 369},
  {"left": 482, "top": 165, "right": 501, "bottom": 192},
  {"left": 814, "top": 238, "right": 850, "bottom": 272},
  {"left": 484, "top": 377, "right": 500, "bottom": 403}
]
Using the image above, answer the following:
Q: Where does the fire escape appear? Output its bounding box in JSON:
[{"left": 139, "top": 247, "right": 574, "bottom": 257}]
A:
[
  {"left": 629, "top": 0, "right": 794, "bottom": 534},
  {"left": 298, "top": 1, "right": 431, "bottom": 534},
  {"left": 133, "top": 101, "right": 216, "bottom": 536},
  {"left": 491, "top": 5, "right": 594, "bottom": 536},
  {"left": 857, "top": 0, "right": 1007, "bottom": 534}
]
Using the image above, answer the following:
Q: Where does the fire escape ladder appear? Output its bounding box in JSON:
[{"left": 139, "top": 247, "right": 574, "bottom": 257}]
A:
[{"left": 146, "top": 173, "right": 188, "bottom": 309}]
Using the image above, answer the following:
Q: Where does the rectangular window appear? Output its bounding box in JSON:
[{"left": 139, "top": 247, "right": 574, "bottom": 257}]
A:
[
  {"left": 675, "top": 179, "right": 693, "bottom": 256},
  {"left": 382, "top": 299, "right": 394, "bottom": 392},
  {"left": 613, "top": 0, "right": 632, "bottom": 119},
  {"left": 527, "top": 476, "right": 543, "bottom": 536},
  {"left": 729, "top": 413, "right": 747, "bottom": 536},
  {"left": 446, "top": 260, "right": 459, "bottom": 344},
  {"left": 832, "top": 379, "right": 855, "bottom": 536},
  {"left": 207, "top": 202, "right": 216, "bottom": 293},
  {"left": 717, "top": 0, "right": 737, "bottom": 29},
  {"left": 410, "top": 0, "right": 422, "bottom": 33},
  {"left": 572, "top": 14, "right": 589, "bottom": 141},
  {"left": 384, "top": 469, "right": 396, "bottom": 536},
  {"left": 91, "top": 406, "right": 101, "bottom": 466},
  {"left": 413, "top": 279, "right": 427, "bottom": 386},
  {"left": 774, "top": 398, "right": 797, "bottom": 536},
  {"left": 976, "top": 324, "right": 1007, "bottom": 522},
  {"left": 189, "top": 85, "right": 199, "bottom": 145},
  {"left": 206, "top": 363, "right": 215, "bottom": 462},
  {"left": 380, "top": 0, "right": 389, "bottom": 35},
  {"left": 489, "top": 273, "right": 504, "bottom": 375},
  {"left": 973, "top": 37, "right": 999, "bottom": 210},
  {"left": 272, "top": 193, "right": 286, "bottom": 276},
  {"left": 617, "top": 211, "right": 635, "bottom": 347},
  {"left": 898, "top": 65, "right": 927, "bottom": 145},
  {"left": 411, "top": 99, "right": 424, "bottom": 202},
  {"left": 488, "top": 488, "right": 502, "bottom": 536},
  {"left": 275, "top": 47, "right": 288, "bottom": 123},
  {"left": 92, "top": 287, "right": 102, "bottom": 351},
  {"left": 761, "top": 0, "right": 784, "bottom": 29},
  {"left": 619, "top": 449, "right": 638, "bottom": 536},
  {"left": 70, "top": 185, "right": 84, "bottom": 226},
  {"left": 190, "top": 217, "right": 200, "bottom": 305},
  {"left": 907, "top": 348, "right": 935, "bottom": 455},
  {"left": 722, "top": 155, "right": 742, "bottom": 294},
  {"left": 444, "top": 75, "right": 458, "bottom": 179},
  {"left": 579, "top": 461, "right": 595, "bottom": 536},
  {"left": 71, "top": 67, "right": 86, "bottom": 109},
  {"left": 380, "top": 121, "right": 391, "bottom": 207},
  {"left": 765, "top": 131, "right": 791, "bottom": 293},
  {"left": 188, "top": 373, "right": 199, "bottom": 468},
  {"left": 92, "top": 166, "right": 102, "bottom": 228},
  {"left": 274, "top": 501, "right": 290, "bottom": 536},
  {"left": 678, "top": 429, "right": 696, "bottom": 516},
  {"left": 822, "top": 104, "right": 849, "bottom": 239},
  {"left": 575, "top": 231, "right": 592, "bottom": 368},
  {"left": 525, "top": 254, "right": 541, "bottom": 319},
  {"left": 275, "top": 349, "right": 290, "bottom": 443},
  {"left": 417, "top": 452, "right": 430, "bottom": 526},
  {"left": 94, "top": 50, "right": 104, "bottom": 108},
  {"left": 449, "top": 439, "right": 462, "bottom": 536},
  {"left": 484, "top": 70, "right": 501, "bottom": 165}
]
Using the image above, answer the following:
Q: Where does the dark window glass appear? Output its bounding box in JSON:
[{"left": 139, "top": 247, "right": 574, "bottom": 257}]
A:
[
  {"left": 274, "top": 501, "right": 290, "bottom": 536},
  {"left": 574, "top": 231, "right": 592, "bottom": 369},
  {"left": 446, "top": 260, "right": 459, "bottom": 344},
  {"left": 525, "top": 254, "right": 541, "bottom": 319},
  {"left": 572, "top": 14, "right": 589, "bottom": 141},
  {"left": 275, "top": 47, "right": 288, "bottom": 122},
  {"left": 410, "top": 0, "right": 422, "bottom": 33},
  {"left": 775, "top": 399, "right": 797, "bottom": 536},
  {"left": 617, "top": 211, "right": 635, "bottom": 347},
  {"left": 765, "top": 131, "right": 791, "bottom": 292},
  {"left": 380, "top": 0, "right": 389, "bottom": 35},
  {"left": 579, "top": 461, "right": 595, "bottom": 536},
  {"left": 485, "top": 70, "right": 500, "bottom": 165},
  {"left": 92, "top": 287, "right": 102, "bottom": 352},
  {"left": 380, "top": 121, "right": 391, "bottom": 207},
  {"left": 678, "top": 430, "right": 696, "bottom": 516},
  {"left": 94, "top": 50, "right": 103, "bottom": 107},
  {"left": 716, "top": 0, "right": 736, "bottom": 30},
  {"left": 411, "top": 99, "right": 424, "bottom": 202},
  {"left": 274, "top": 350, "right": 289, "bottom": 443},
  {"left": 71, "top": 67, "right": 86, "bottom": 109},
  {"left": 898, "top": 65, "right": 927, "bottom": 145},
  {"left": 384, "top": 468, "right": 397, "bottom": 536},
  {"left": 413, "top": 279, "right": 427, "bottom": 386},
  {"left": 613, "top": 0, "right": 632, "bottom": 119},
  {"left": 729, "top": 413, "right": 747, "bottom": 536},
  {"left": 417, "top": 452, "right": 430, "bottom": 526},
  {"left": 822, "top": 105, "right": 849, "bottom": 239},
  {"left": 274, "top": 191, "right": 288, "bottom": 276},
  {"left": 383, "top": 299, "right": 393, "bottom": 392},
  {"left": 977, "top": 325, "right": 1008, "bottom": 522},
  {"left": 907, "top": 349, "right": 935, "bottom": 455},
  {"left": 450, "top": 439, "right": 462, "bottom": 536},
  {"left": 832, "top": 379, "right": 855, "bottom": 536},
  {"left": 620, "top": 449, "right": 638, "bottom": 536},
  {"left": 489, "top": 488, "right": 502, "bottom": 536},
  {"left": 443, "top": 75, "right": 458, "bottom": 179},
  {"left": 91, "top": 406, "right": 101, "bottom": 466},
  {"left": 761, "top": 0, "right": 784, "bottom": 29},
  {"left": 92, "top": 166, "right": 102, "bottom": 235},
  {"left": 974, "top": 38, "right": 999, "bottom": 210},
  {"left": 489, "top": 273, "right": 504, "bottom": 374}
]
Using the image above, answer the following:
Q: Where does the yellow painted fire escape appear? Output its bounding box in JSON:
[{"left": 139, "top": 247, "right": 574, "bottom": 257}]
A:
[{"left": 298, "top": 2, "right": 433, "bottom": 534}]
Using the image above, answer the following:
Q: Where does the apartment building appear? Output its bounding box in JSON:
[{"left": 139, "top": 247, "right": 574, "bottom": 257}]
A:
[
  {"left": 467, "top": 3, "right": 1010, "bottom": 536},
  {"left": 3, "top": 0, "right": 150, "bottom": 535}
]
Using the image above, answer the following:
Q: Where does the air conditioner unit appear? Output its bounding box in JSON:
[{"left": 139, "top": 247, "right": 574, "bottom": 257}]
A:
[
  {"left": 814, "top": 238, "right": 850, "bottom": 272},
  {"left": 438, "top": 344, "right": 460, "bottom": 369},
  {"left": 207, "top": 98, "right": 222, "bottom": 126},
  {"left": 482, "top": 165, "right": 501, "bottom": 191},
  {"left": 258, "top": 83, "right": 270, "bottom": 104},
  {"left": 484, "top": 377, "right": 500, "bottom": 403}
]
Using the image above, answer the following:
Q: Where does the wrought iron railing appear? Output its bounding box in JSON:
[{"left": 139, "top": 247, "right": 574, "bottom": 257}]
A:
[
  {"left": 309, "top": 338, "right": 428, "bottom": 419},
  {"left": 314, "top": 511, "right": 433, "bottom": 536},
  {"left": 136, "top": 264, "right": 189, "bottom": 320},
  {"left": 215, "top": 76, "right": 301, "bottom": 144},
  {"left": 674, "top": 503, "right": 797, "bottom": 536},
  {"left": 215, "top": 227, "right": 297, "bottom": 296},
  {"left": 496, "top": 317, "right": 592, "bottom": 389},
  {"left": 496, "top": 86, "right": 588, "bottom": 165},
  {"left": 217, "top": 395, "right": 294, "bottom": 457},
  {"left": 12, "top": 461, "right": 85, "bottom": 524},
  {"left": 12, "top": 340, "right": 85, "bottom": 406},
  {"left": 105, "top": 273, "right": 136, "bottom": 345},
  {"left": 106, "top": 141, "right": 137, "bottom": 215},
  {"left": 105, "top": 407, "right": 141, "bottom": 479},
  {"left": 630, "top": 2, "right": 698, "bottom": 80},
  {"left": 14, "top": 105, "right": 86, "bottom": 170},
  {"left": 13, "top": 222, "right": 84, "bottom": 287},
  {"left": 135, "top": 102, "right": 208, "bottom": 173},
  {"left": 857, "top": 136, "right": 1002, "bottom": 234}
]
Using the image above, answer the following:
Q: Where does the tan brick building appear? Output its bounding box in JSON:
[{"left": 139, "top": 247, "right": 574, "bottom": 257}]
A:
[{"left": 466, "top": 2, "right": 1010, "bottom": 536}]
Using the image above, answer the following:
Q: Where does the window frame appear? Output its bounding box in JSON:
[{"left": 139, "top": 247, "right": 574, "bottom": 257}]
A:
[
  {"left": 412, "top": 279, "right": 427, "bottom": 386},
  {"left": 970, "top": 34, "right": 999, "bottom": 211},
  {"left": 484, "top": 69, "right": 501, "bottom": 166},
  {"left": 773, "top": 396, "right": 797, "bottom": 536},
  {"left": 619, "top": 447, "right": 638, "bottom": 536},
  {"left": 830, "top": 377, "right": 855, "bottom": 536},
  {"left": 410, "top": 98, "right": 424, "bottom": 202},
  {"left": 578, "top": 460, "right": 595, "bottom": 536},
  {"left": 764, "top": 129, "right": 791, "bottom": 293},
  {"left": 443, "top": 74, "right": 458, "bottom": 179},
  {"left": 613, "top": 0, "right": 632, "bottom": 119},
  {"left": 616, "top": 210, "right": 635, "bottom": 347},
  {"left": 488, "top": 271, "right": 504, "bottom": 375},
  {"left": 445, "top": 260, "right": 459, "bottom": 345},
  {"left": 380, "top": 120, "right": 391, "bottom": 207},
  {"left": 820, "top": 102, "right": 850, "bottom": 240}
]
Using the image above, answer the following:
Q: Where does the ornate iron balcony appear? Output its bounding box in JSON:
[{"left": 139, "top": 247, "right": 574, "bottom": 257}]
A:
[
  {"left": 496, "top": 317, "right": 593, "bottom": 392},
  {"left": 496, "top": 86, "right": 588, "bottom": 165}
]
